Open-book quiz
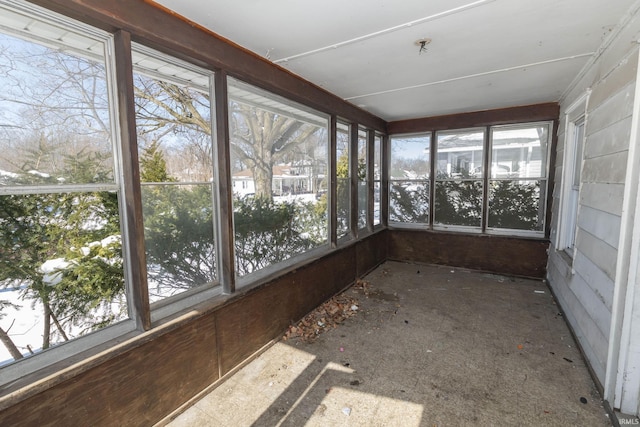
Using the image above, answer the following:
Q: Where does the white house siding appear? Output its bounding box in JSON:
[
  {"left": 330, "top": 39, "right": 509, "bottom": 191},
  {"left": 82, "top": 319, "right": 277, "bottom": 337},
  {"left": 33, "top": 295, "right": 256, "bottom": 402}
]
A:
[{"left": 548, "top": 10, "right": 640, "bottom": 387}]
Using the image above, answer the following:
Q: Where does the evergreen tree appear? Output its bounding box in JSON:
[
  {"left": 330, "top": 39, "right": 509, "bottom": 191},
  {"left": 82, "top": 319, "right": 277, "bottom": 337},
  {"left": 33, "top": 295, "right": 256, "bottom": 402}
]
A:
[
  {"left": 0, "top": 149, "right": 125, "bottom": 358},
  {"left": 233, "top": 196, "right": 315, "bottom": 276},
  {"left": 333, "top": 151, "right": 358, "bottom": 234},
  {"left": 389, "top": 182, "right": 429, "bottom": 223},
  {"left": 433, "top": 173, "right": 483, "bottom": 227},
  {"left": 140, "top": 140, "right": 176, "bottom": 183},
  {"left": 487, "top": 181, "right": 541, "bottom": 230},
  {"left": 142, "top": 184, "right": 216, "bottom": 294},
  {"left": 0, "top": 301, "right": 22, "bottom": 360},
  {"left": 139, "top": 142, "right": 216, "bottom": 295}
]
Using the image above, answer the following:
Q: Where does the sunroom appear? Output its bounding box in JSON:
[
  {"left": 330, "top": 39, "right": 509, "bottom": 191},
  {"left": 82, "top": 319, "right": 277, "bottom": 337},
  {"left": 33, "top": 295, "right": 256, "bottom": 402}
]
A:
[{"left": 0, "top": 0, "right": 639, "bottom": 425}]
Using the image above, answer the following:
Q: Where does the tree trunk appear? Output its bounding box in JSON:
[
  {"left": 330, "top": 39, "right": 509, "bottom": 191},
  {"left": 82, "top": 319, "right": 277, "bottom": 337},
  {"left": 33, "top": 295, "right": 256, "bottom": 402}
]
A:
[
  {"left": 42, "top": 302, "right": 51, "bottom": 350},
  {"left": 253, "top": 164, "right": 273, "bottom": 200},
  {"left": 0, "top": 325, "right": 23, "bottom": 361},
  {"left": 50, "top": 311, "right": 69, "bottom": 341}
]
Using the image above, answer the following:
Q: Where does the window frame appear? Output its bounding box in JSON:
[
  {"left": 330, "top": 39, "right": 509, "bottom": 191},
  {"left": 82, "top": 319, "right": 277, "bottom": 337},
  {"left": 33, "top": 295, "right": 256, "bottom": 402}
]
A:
[
  {"left": 434, "top": 127, "right": 486, "bottom": 232},
  {"left": 389, "top": 122, "right": 553, "bottom": 237},
  {"left": 388, "top": 132, "right": 432, "bottom": 228},
  {"left": 565, "top": 117, "right": 585, "bottom": 252},
  {"left": 485, "top": 121, "right": 553, "bottom": 237},
  {"left": 226, "top": 77, "right": 332, "bottom": 287},
  {"left": 557, "top": 90, "right": 590, "bottom": 256},
  {"left": 131, "top": 42, "right": 223, "bottom": 312},
  {"left": 335, "top": 120, "right": 353, "bottom": 244},
  {"left": 0, "top": 1, "right": 140, "bottom": 387},
  {"left": 373, "top": 132, "right": 383, "bottom": 227},
  {"left": 356, "top": 127, "right": 370, "bottom": 233}
]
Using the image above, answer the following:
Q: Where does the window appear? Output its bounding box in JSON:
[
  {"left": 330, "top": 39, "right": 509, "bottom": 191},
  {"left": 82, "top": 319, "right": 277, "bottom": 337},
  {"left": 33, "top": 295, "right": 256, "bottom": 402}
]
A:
[
  {"left": 0, "top": 5, "right": 128, "bottom": 366},
  {"left": 487, "top": 123, "right": 550, "bottom": 232},
  {"left": 132, "top": 44, "right": 219, "bottom": 303},
  {"left": 389, "top": 134, "right": 431, "bottom": 224},
  {"left": 435, "top": 128, "right": 485, "bottom": 228},
  {"left": 0, "top": 0, "right": 386, "bottom": 390},
  {"left": 227, "top": 78, "right": 329, "bottom": 279},
  {"left": 336, "top": 122, "right": 351, "bottom": 240},
  {"left": 373, "top": 134, "right": 382, "bottom": 226},
  {"left": 357, "top": 128, "right": 368, "bottom": 230},
  {"left": 389, "top": 122, "right": 551, "bottom": 236},
  {"left": 561, "top": 116, "right": 585, "bottom": 255},
  {"left": 556, "top": 90, "right": 590, "bottom": 255}
]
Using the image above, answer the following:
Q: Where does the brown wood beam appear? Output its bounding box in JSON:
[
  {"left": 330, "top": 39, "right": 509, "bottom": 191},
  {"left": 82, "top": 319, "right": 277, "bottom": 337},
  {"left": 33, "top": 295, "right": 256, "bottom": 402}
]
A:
[
  {"left": 113, "top": 30, "right": 151, "bottom": 330},
  {"left": 214, "top": 71, "right": 236, "bottom": 293},
  {"left": 388, "top": 103, "right": 560, "bottom": 134}
]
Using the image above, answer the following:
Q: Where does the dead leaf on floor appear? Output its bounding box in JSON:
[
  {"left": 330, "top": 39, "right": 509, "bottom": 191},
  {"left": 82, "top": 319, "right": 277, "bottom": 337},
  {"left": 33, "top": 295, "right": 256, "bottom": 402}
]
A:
[
  {"left": 353, "top": 279, "right": 371, "bottom": 296},
  {"left": 282, "top": 280, "right": 372, "bottom": 342}
]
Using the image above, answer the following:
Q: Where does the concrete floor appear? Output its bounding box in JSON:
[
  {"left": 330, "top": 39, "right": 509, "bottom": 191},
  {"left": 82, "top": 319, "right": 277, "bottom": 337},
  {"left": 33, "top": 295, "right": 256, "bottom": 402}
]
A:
[{"left": 166, "top": 261, "right": 611, "bottom": 426}]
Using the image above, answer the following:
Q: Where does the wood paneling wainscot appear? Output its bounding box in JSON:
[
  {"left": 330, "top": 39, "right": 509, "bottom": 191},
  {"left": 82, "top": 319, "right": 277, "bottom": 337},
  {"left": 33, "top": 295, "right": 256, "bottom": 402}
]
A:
[
  {"left": 388, "top": 230, "right": 549, "bottom": 279},
  {"left": 0, "top": 313, "right": 219, "bottom": 427},
  {"left": 356, "top": 230, "right": 389, "bottom": 277},
  {"left": 0, "top": 233, "right": 387, "bottom": 426}
]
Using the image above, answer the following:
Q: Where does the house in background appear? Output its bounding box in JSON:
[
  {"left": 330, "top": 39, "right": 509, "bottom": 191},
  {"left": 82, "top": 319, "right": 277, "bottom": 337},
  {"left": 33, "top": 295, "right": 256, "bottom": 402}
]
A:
[
  {"left": 232, "top": 165, "right": 314, "bottom": 197},
  {"left": 0, "top": 0, "right": 639, "bottom": 424}
]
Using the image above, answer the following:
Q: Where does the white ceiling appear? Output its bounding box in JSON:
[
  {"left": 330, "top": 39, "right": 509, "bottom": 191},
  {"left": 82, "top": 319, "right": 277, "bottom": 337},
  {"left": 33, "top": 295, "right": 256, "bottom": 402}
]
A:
[{"left": 152, "top": 0, "right": 637, "bottom": 122}]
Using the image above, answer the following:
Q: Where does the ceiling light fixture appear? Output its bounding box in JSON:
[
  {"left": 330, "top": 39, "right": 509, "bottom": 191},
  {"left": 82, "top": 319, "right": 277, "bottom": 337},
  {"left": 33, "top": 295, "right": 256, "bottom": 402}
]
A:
[{"left": 415, "top": 38, "right": 431, "bottom": 54}]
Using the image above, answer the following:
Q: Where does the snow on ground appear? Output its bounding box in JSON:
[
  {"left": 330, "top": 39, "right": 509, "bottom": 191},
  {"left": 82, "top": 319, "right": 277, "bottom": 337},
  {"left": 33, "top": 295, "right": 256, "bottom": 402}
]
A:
[
  {"left": 273, "top": 193, "right": 317, "bottom": 204},
  {"left": 0, "top": 169, "right": 19, "bottom": 179},
  {"left": 0, "top": 235, "right": 125, "bottom": 367},
  {"left": 27, "top": 170, "right": 51, "bottom": 178},
  {"left": 0, "top": 286, "right": 45, "bottom": 366}
]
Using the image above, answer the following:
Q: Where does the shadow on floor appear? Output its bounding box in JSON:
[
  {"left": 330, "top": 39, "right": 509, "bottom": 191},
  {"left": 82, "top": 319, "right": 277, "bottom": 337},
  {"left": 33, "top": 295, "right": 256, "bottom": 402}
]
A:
[{"left": 168, "top": 261, "right": 611, "bottom": 426}]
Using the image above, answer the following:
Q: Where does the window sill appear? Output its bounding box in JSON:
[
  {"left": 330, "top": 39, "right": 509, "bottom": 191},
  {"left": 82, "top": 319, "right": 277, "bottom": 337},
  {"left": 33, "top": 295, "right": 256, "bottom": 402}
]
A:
[{"left": 558, "top": 249, "right": 575, "bottom": 274}]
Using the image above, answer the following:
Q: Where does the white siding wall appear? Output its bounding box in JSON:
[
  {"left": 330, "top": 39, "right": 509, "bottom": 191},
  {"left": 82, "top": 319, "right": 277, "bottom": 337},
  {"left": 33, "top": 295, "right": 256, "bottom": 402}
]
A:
[{"left": 548, "top": 12, "right": 640, "bottom": 386}]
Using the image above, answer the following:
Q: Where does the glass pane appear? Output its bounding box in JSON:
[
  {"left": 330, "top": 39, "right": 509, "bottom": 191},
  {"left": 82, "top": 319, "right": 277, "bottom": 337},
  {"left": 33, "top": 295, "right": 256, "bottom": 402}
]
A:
[
  {"left": 390, "top": 134, "right": 430, "bottom": 180},
  {"left": 358, "top": 180, "right": 367, "bottom": 229},
  {"left": 491, "top": 124, "right": 549, "bottom": 179},
  {"left": 336, "top": 125, "right": 350, "bottom": 238},
  {"left": 141, "top": 184, "right": 216, "bottom": 302},
  {"left": 389, "top": 181, "right": 429, "bottom": 223},
  {"left": 133, "top": 48, "right": 214, "bottom": 183},
  {"left": 0, "top": 32, "right": 114, "bottom": 186},
  {"left": 358, "top": 129, "right": 368, "bottom": 229},
  {"left": 228, "top": 78, "right": 328, "bottom": 277},
  {"left": 373, "top": 134, "right": 382, "bottom": 180},
  {"left": 0, "top": 191, "right": 127, "bottom": 364},
  {"left": 337, "top": 177, "right": 350, "bottom": 239},
  {"left": 373, "top": 181, "right": 381, "bottom": 226},
  {"left": 436, "top": 129, "right": 484, "bottom": 179},
  {"left": 488, "top": 180, "right": 543, "bottom": 231},
  {"left": 434, "top": 181, "right": 483, "bottom": 227},
  {"left": 572, "top": 120, "right": 585, "bottom": 188}
]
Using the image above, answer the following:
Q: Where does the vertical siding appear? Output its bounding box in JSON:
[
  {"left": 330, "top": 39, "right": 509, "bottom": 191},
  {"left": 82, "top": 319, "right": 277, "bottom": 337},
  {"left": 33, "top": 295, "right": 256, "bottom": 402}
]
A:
[{"left": 548, "top": 37, "right": 639, "bottom": 386}]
